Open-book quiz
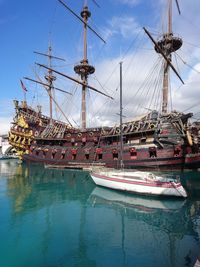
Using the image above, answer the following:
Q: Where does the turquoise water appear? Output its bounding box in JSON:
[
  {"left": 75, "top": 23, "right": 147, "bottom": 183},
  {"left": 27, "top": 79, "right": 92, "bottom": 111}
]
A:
[{"left": 0, "top": 160, "right": 200, "bottom": 267}]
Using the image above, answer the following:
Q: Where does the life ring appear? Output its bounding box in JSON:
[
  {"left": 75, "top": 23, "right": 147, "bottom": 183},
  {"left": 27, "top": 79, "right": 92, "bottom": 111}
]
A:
[
  {"left": 35, "top": 131, "right": 39, "bottom": 137},
  {"left": 89, "top": 132, "right": 94, "bottom": 137},
  {"left": 67, "top": 133, "right": 71, "bottom": 138},
  {"left": 78, "top": 133, "right": 82, "bottom": 137},
  {"left": 186, "top": 131, "right": 193, "bottom": 146}
]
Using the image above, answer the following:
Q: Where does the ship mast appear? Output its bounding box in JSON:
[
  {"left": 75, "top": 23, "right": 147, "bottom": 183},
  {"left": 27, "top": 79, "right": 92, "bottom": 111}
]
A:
[
  {"left": 45, "top": 46, "right": 56, "bottom": 123},
  {"left": 143, "top": 0, "right": 183, "bottom": 114},
  {"left": 74, "top": 2, "right": 95, "bottom": 131},
  {"left": 162, "top": 0, "right": 172, "bottom": 114},
  {"left": 33, "top": 46, "right": 66, "bottom": 123},
  {"left": 157, "top": 0, "right": 182, "bottom": 114},
  {"left": 36, "top": 0, "right": 112, "bottom": 129}
]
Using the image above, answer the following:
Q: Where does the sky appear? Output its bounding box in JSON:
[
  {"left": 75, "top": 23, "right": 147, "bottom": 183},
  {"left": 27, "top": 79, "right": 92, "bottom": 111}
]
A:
[{"left": 1, "top": 0, "right": 200, "bottom": 134}]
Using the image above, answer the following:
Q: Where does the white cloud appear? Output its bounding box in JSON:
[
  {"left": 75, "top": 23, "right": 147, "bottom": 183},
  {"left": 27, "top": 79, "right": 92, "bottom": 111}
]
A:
[{"left": 104, "top": 15, "right": 141, "bottom": 40}]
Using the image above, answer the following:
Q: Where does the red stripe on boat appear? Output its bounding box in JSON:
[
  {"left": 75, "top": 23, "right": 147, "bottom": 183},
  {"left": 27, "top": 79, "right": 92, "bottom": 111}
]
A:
[{"left": 93, "top": 173, "right": 181, "bottom": 189}]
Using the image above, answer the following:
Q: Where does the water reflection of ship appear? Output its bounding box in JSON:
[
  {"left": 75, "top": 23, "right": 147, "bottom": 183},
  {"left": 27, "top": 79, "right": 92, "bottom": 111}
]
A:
[
  {"left": 89, "top": 187, "right": 200, "bottom": 267},
  {"left": 5, "top": 164, "right": 96, "bottom": 266},
  {"left": 6, "top": 164, "right": 93, "bottom": 213}
]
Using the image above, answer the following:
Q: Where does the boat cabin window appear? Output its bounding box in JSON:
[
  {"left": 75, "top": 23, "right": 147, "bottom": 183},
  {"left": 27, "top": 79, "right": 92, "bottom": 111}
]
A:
[
  {"left": 174, "top": 146, "right": 181, "bottom": 157},
  {"left": 130, "top": 148, "right": 137, "bottom": 159},
  {"left": 149, "top": 147, "right": 157, "bottom": 158},
  {"left": 72, "top": 154, "right": 76, "bottom": 160},
  {"left": 51, "top": 149, "right": 57, "bottom": 159},
  {"left": 61, "top": 151, "right": 65, "bottom": 159},
  {"left": 112, "top": 149, "right": 118, "bottom": 160},
  {"left": 97, "top": 153, "right": 102, "bottom": 160},
  {"left": 85, "top": 149, "right": 89, "bottom": 160},
  {"left": 96, "top": 148, "right": 103, "bottom": 160},
  {"left": 71, "top": 149, "right": 77, "bottom": 160}
]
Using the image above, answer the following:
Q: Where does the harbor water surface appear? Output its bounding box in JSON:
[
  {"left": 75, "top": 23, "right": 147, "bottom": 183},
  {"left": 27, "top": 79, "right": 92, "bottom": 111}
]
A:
[{"left": 0, "top": 160, "right": 200, "bottom": 267}]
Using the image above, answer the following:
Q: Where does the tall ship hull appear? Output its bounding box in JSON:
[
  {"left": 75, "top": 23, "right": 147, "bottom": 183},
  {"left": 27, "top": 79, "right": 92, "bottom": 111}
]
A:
[{"left": 9, "top": 101, "right": 200, "bottom": 171}]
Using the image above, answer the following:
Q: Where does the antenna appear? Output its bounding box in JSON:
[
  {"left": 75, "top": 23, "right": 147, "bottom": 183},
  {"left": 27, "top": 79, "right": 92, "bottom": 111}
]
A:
[{"left": 58, "top": 0, "right": 105, "bottom": 43}]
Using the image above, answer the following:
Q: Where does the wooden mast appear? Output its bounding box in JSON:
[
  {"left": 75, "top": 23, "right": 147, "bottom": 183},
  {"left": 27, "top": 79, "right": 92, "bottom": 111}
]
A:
[
  {"left": 45, "top": 46, "right": 56, "bottom": 123},
  {"left": 162, "top": 0, "right": 172, "bottom": 114},
  {"left": 36, "top": 0, "right": 110, "bottom": 129},
  {"left": 154, "top": 0, "right": 182, "bottom": 114},
  {"left": 34, "top": 46, "right": 65, "bottom": 123},
  {"left": 74, "top": 1, "right": 95, "bottom": 131}
]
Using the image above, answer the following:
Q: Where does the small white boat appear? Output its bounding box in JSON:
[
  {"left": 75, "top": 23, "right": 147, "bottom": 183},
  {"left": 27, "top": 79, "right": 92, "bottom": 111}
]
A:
[
  {"left": 90, "top": 168, "right": 187, "bottom": 198},
  {"left": 90, "top": 64, "right": 187, "bottom": 198}
]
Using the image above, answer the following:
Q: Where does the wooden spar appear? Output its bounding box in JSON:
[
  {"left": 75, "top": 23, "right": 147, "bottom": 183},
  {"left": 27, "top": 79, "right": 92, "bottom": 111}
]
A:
[
  {"left": 175, "top": 0, "right": 181, "bottom": 14},
  {"left": 36, "top": 63, "right": 113, "bottom": 100},
  {"left": 91, "top": 0, "right": 100, "bottom": 8},
  {"left": 34, "top": 71, "right": 73, "bottom": 127},
  {"left": 33, "top": 51, "right": 66, "bottom": 62},
  {"left": 34, "top": 47, "right": 66, "bottom": 122},
  {"left": 143, "top": 27, "right": 184, "bottom": 85},
  {"left": 23, "top": 77, "right": 72, "bottom": 95},
  {"left": 58, "top": 0, "right": 105, "bottom": 44}
]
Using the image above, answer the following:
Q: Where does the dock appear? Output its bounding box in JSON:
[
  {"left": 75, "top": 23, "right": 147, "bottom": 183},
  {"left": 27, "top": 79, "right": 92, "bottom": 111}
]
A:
[{"left": 44, "top": 162, "right": 106, "bottom": 171}]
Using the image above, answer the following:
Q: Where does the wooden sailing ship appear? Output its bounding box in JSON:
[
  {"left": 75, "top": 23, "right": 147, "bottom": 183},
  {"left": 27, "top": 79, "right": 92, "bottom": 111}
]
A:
[{"left": 9, "top": 0, "right": 200, "bottom": 170}]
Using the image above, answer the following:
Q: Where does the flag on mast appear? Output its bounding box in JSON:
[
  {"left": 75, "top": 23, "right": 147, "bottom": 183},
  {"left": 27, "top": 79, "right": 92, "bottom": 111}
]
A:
[{"left": 20, "top": 80, "right": 27, "bottom": 92}]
